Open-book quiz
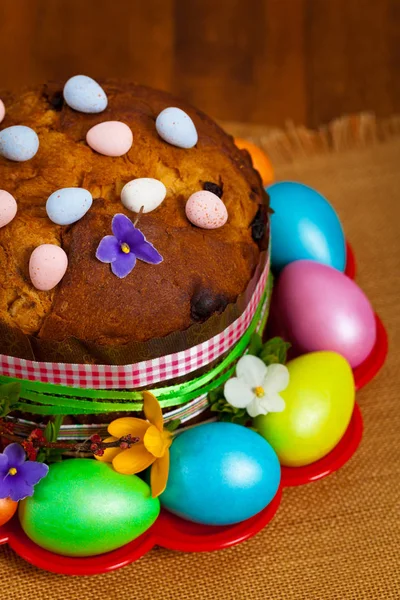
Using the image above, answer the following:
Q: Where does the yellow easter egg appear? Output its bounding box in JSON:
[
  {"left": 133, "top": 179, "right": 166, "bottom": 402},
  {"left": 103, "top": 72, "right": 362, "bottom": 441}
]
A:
[{"left": 255, "top": 352, "right": 355, "bottom": 466}]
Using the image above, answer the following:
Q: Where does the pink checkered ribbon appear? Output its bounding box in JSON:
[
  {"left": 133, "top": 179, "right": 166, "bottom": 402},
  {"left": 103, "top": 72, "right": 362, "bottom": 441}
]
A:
[{"left": 0, "top": 261, "right": 269, "bottom": 389}]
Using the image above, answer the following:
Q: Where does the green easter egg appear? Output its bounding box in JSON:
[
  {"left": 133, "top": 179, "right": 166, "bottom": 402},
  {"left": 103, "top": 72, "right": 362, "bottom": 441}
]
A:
[
  {"left": 19, "top": 459, "right": 160, "bottom": 557},
  {"left": 255, "top": 351, "right": 355, "bottom": 467}
]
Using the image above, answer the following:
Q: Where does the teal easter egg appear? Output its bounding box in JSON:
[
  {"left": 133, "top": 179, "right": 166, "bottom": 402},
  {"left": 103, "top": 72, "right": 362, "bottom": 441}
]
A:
[
  {"left": 19, "top": 459, "right": 160, "bottom": 557},
  {"left": 0, "top": 126, "right": 39, "bottom": 162},
  {"left": 160, "top": 422, "right": 281, "bottom": 525},
  {"left": 268, "top": 181, "right": 346, "bottom": 272}
]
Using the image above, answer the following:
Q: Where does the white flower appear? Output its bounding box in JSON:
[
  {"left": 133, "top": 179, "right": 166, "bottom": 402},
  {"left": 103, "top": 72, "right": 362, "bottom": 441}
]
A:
[{"left": 224, "top": 355, "right": 289, "bottom": 418}]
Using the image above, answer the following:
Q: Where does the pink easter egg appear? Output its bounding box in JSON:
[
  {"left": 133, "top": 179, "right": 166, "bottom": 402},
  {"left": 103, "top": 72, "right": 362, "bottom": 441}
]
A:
[
  {"left": 0, "top": 99, "right": 5, "bottom": 124},
  {"left": 0, "top": 190, "right": 17, "bottom": 228},
  {"left": 274, "top": 260, "right": 376, "bottom": 367},
  {"left": 86, "top": 121, "right": 133, "bottom": 157},
  {"left": 29, "top": 244, "right": 68, "bottom": 291},
  {"left": 185, "top": 191, "right": 228, "bottom": 230}
]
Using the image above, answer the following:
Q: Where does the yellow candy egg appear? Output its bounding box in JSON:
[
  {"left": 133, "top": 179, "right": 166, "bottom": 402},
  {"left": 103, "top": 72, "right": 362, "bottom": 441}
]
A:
[{"left": 255, "top": 351, "right": 355, "bottom": 467}]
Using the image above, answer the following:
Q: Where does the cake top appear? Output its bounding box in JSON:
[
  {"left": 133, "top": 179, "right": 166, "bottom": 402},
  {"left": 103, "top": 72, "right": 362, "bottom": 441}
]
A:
[{"left": 0, "top": 77, "right": 268, "bottom": 350}]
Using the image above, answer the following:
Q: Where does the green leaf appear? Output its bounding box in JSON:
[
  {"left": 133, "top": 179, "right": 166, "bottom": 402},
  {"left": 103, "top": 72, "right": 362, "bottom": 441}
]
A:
[
  {"left": 165, "top": 419, "right": 181, "bottom": 432},
  {"left": 208, "top": 384, "right": 225, "bottom": 404},
  {"left": 248, "top": 333, "right": 263, "bottom": 357},
  {"left": 43, "top": 415, "right": 65, "bottom": 443},
  {"left": 259, "top": 336, "right": 291, "bottom": 366},
  {"left": 0, "top": 382, "right": 21, "bottom": 417},
  {"left": 44, "top": 421, "right": 56, "bottom": 443}
]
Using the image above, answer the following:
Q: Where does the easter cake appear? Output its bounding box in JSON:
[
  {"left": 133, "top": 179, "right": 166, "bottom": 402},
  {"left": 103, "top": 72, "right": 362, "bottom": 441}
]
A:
[
  {"left": 0, "top": 80, "right": 267, "bottom": 347},
  {"left": 0, "top": 76, "right": 271, "bottom": 437}
]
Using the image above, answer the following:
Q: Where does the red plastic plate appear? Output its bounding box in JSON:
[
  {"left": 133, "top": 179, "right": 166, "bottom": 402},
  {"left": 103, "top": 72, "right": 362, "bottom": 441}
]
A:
[
  {"left": 0, "top": 489, "right": 282, "bottom": 576},
  {"left": 345, "top": 241, "right": 357, "bottom": 279},
  {"left": 0, "top": 241, "right": 388, "bottom": 575}
]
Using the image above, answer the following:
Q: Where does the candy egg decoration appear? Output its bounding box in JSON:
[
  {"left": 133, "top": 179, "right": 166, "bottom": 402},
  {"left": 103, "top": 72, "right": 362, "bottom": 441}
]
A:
[
  {"left": 186, "top": 190, "right": 228, "bottom": 229},
  {"left": 268, "top": 181, "right": 346, "bottom": 272},
  {"left": 0, "top": 190, "right": 17, "bottom": 228},
  {"left": 255, "top": 352, "right": 355, "bottom": 467},
  {"left": 121, "top": 178, "right": 167, "bottom": 214},
  {"left": 160, "top": 422, "right": 281, "bottom": 526},
  {"left": 156, "top": 107, "right": 198, "bottom": 149},
  {"left": 19, "top": 459, "right": 160, "bottom": 557},
  {"left": 0, "top": 99, "right": 5, "bottom": 124},
  {"left": 46, "top": 187, "right": 93, "bottom": 225},
  {"left": 29, "top": 244, "right": 68, "bottom": 291},
  {"left": 0, "top": 126, "right": 39, "bottom": 162},
  {"left": 86, "top": 121, "right": 133, "bottom": 157},
  {"left": 274, "top": 260, "right": 377, "bottom": 367},
  {"left": 63, "top": 75, "right": 107, "bottom": 113}
]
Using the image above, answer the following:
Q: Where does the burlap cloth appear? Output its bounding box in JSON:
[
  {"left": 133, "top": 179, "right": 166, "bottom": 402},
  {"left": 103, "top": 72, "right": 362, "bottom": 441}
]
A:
[{"left": 1, "top": 114, "right": 399, "bottom": 599}]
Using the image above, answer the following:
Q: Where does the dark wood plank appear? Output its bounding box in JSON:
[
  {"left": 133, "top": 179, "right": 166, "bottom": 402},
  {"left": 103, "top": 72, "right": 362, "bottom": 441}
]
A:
[
  {"left": 0, "top": 0, "right": 399, "bottom": 126},
  {"left": 174, "top": 0, "right": 307, "bottom": 125},
  {"left": 305, "top": 0, "right": 400, "bottom": 127}
]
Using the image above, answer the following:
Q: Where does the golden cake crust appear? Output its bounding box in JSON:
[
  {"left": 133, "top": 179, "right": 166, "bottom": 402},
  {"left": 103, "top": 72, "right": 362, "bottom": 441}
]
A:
[{"left": 0, "top": 81, "right": 267, "bottom": 347}]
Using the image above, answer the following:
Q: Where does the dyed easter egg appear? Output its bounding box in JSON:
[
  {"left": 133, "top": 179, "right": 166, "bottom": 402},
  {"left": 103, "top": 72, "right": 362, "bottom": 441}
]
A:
[
  {"left": 46, "top": 187, "right": 93, "bottom": 225},
  {"left": 121, "top": 178, "right": 167, "bottom": 214},
  {"left": 0, "top": 126, "right": 39, "bottom": 162},
  {"left": 86, "top": 121, "right": 133, "bottom": 157},
  {"left": 29, "top": 244, "right": 68, "bottom": 291},
  {"left": 0, "top": 99, "right": 5, "bottom": 124},
  {"left": 0, "top": 190, "right": 17, "bottom": 228},
  {"left": 19, "top": 459, "right": 159, "bottom": 557},
  {"left": 160, "top": 422, "right": 281, "bottom": 525},
  {"left": 268, "top": 181, "right": 346, "bottom": 272},
  {"left": 185, "top": 190, "right": 228, "bottom": 229},
  {"left": 63, "top": 75, "right": 107, "bottom": 113},
  {"left": 156, "top": 107, "right": 198, "bottom": 149},
  {"left": 235, "top": 138, "right": 274, "bottom": 185},
  {"left": 255, "top": 352, "right": 355, "bottom": 467},
  {"left": 0, "top": 497, "right": 18, "bottom": 526},
  {"left": 274, "top": 260, "right": 376, "bottom": 367}
]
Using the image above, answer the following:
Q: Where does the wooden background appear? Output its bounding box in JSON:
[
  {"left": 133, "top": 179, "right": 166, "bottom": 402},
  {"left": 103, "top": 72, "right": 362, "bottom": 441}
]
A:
[{"left": 0, "top": 0, "right": 399, "bottom": 127}]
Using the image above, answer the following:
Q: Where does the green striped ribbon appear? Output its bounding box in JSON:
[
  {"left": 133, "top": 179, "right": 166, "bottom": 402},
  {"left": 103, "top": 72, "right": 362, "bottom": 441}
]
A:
[{"left": 0, "top": 275, "right": 272, "bottom": 416}]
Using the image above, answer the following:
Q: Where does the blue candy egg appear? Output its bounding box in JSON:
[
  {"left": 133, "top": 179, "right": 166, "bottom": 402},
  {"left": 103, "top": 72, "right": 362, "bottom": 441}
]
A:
[
  {"left": 46, "top": 188, "right": 93, "bottom": 225},
  {"left": 63, "top": 75, "right": 107, "bottom": 114},
  {"left": 156, "top": 107, "right": 198, "bottom": 149},
  {"left": 268, "top": 181, "right": 346, "bottom": 272},
  {"left": 0, "top": 126, "right": 39, "bottom": 162},
  {"left": 160, "top": 422, "right": 281, "bottom": 525}
]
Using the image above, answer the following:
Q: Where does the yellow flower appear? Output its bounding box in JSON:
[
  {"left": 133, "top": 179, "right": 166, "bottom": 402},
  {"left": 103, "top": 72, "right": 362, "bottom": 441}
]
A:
[{"left": 96, "top": 391, "right": 172, "bottom": 498}]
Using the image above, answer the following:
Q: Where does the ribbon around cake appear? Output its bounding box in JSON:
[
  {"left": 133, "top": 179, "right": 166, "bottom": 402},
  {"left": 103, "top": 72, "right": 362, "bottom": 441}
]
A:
[{"left": 0, "top": 276, "right": 272, "bottom": 418}]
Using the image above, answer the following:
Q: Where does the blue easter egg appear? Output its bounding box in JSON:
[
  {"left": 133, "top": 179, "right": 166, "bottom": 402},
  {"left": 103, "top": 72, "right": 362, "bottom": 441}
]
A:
[
  {"left": 0, "top": 126, "right": 39, "bottom": 162},
  {"left": 46, "top": 188, "right": 93, "bottom": 225},
  {"left": 156, "top": 107, "right": 198, "bottom": 149},
  {"left": 63, "top": 75, "right": 107, "bottom": 114},
  {"left": 268, "top": 181, "right": 346, "bottom": 272},
  {"left": 160, "top": 422, "right": 281, "bottom": 525}
]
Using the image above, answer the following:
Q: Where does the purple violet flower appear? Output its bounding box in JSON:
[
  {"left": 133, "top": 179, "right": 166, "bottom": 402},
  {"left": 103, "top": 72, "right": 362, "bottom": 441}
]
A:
[
  {"left": 96, "top": 213, "right": 163, "bottom": 278},
  {"left": 0, "top": 443, "right": 49, "bottom": 502}
]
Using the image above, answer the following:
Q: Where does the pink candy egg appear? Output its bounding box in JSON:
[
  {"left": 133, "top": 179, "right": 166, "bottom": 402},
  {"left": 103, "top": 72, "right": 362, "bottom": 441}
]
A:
[
  {"left": 0, "top": 99, "right": 5, "bottom": 124},
  {"left": 274, "top": 260, "right": 376, "bottom": 367},
  {"left": 86, "top": 121, "right": 133, "bottom": 157},
  {"left": 185, "top": 191, "right": 228, "bottom": 230},
  {"left": 0, "top": 190, "right": 17, "bottom": 228},
  {"left": 29, "top": 244, "right": 68, "bottom": 291}
]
